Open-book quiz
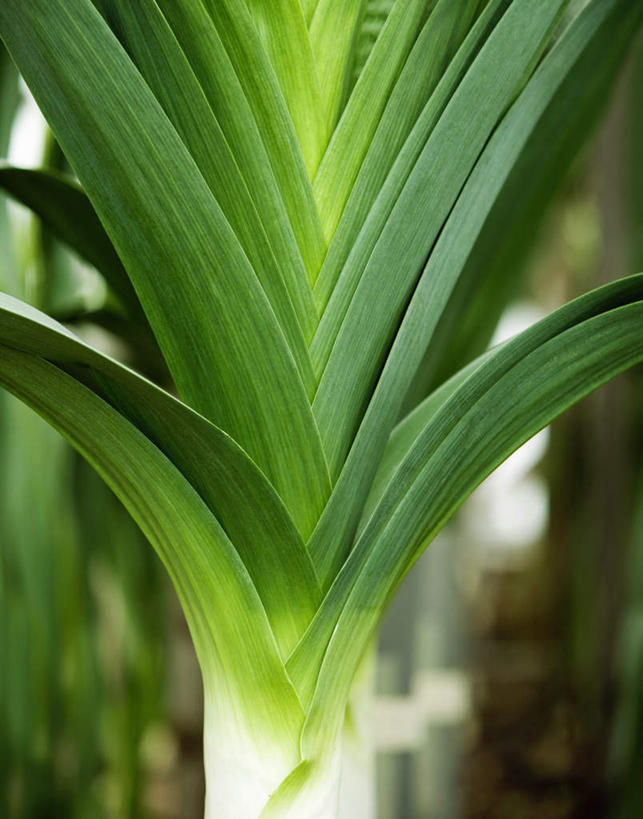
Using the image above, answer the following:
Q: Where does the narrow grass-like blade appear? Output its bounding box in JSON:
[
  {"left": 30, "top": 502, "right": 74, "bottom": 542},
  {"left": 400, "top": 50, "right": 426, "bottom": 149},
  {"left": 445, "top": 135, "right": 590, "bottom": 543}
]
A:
[
  {"left": 360, "top": 352, "right": 493, "bottom": 527},
  {"left": 0, "top": 49, "right": 19, "bottom": 295},
  {"left": 0, "top": 48, "right": 18, "bottom": 154},
  {"left": 309, "top": 0, "right": 366, "bottom": 134},
  {"left": 313, "top": 0, "right": 567, "bottom": 478},
  {"left": 95, "top": 0, "right": 317, "bottom": 381},
  {"left": 161, "top": 0, "right": 327, "bottom": 279},
  {"left": 312, "top": 0, "right": 501, "bottom": 309},
  {"left": 348, "top": 0, "right": 396, "bottom": 92},
  {"left": 402, "top": 0, "right": 639, "bottom": 408},
  {"left": 245, "top": 0, "right": 327, "bottom": 176},
  {"left": 313, "top": 0, "right": 450, "bottom": 243},
  {"left": 313, "top": 0, "right": 564, "bottom": 409}
]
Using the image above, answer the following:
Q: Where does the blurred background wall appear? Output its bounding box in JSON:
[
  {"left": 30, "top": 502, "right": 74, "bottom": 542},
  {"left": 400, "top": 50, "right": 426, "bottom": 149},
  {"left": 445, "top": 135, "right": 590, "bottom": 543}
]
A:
[{"left": 1, "top": 28, "right": 642, "bottom": 819}]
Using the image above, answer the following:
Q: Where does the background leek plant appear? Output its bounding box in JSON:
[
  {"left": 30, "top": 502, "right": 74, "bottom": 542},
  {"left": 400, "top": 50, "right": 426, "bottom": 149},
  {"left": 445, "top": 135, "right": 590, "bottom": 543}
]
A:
[
  {"left": 0, "top": 0, "right": 642, "bottom": 816},
  {"left": 0, "top": 49, "right": 169, "bottom": 819}
]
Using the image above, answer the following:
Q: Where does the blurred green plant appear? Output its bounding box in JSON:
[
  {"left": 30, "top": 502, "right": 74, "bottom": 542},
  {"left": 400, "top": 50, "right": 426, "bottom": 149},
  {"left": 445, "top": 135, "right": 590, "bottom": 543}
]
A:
[
  {"left": 0, "top": 50, "right": 167, "bottom": 819},
  {"left": 609, "top": 37, "right": 643, "bottom": 818},
  {"left": 0, "top": 1, "right": 642, "bottom": 817}
]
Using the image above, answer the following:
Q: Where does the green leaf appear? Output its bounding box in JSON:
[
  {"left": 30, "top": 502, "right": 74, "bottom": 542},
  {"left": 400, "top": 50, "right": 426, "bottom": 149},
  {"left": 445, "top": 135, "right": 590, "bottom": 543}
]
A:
[
  {"left": 245, "top": 0, "right": 328, "bottom": 176},
  {"left": 0, "top": 50, "right": 21, "bottom": 297},
  {"left": 159, "top": 0, "right": 327, "bottom": 279},
  {"left": 259, "top": 759, "right": 333, "bottom": 818},
  {"left": 309, "top": 0, "right": 366, "bottom": 134},
  {"left": 292, "top": 274, "right": 643, "bottom": 743},
  {"left": 313, "top": 0, "right": 428, "bottom": 241},
  {"left": 300, "top": 0, "right": 319, "bottom": 25},
  {"left": 312, "top": 0, "right": 567, "bottom": 482},
  {"left": 348, "top": 0, "right": 395, "bottom": 90},
  {"left": 95, "top": 0, "right": 317, "bottom": 379},
  {"left": 0, "top": 0, "right": 332, "bottom": 535},
  {"left": 313, "top": 0, "right": 478, "bottom": 244},
  {"left": 0, "top": 165, "right": 141, "bottom": 317},
  {"left": 0, "top": 293, "right": 321, "bottom": 656},
  {"left": 0, "top": 345, "right": 306, "bottom": 769},
  {"left": 360, "top": 351, "right": 494, "bottom": 528},
  {"left": 54, "top": 306, "right": 166, "bottom": 381},
  {"left": 634, "top": 41, "right": 643, "bottom": 270},
  {"left": 312, "top": 0, "right": 503, "bottom": 309},
  {"left": 308, "top": 0, "right": 639, "bottom": 585},
  {"left": 402, "top": 0, "right": 641, "bottom": 408},
  {"left": 0, "top": 48, "right": 19, "bottom": 157}
]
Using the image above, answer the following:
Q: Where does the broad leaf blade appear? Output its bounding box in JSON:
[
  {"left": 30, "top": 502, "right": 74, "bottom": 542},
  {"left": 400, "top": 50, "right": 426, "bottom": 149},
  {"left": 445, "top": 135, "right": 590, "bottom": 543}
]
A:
[
  {"left": 0, "top": 293, "right": 321, "bottom": 656},
  {"left": 312, "top": 0, "right": 567, "bottom": 482},
  {"left": 0, "top": 346, "right": 305, "bottom": 774},
  {"left": 292, "top": 274, "right": 643, "bottom": 736},
  {"left": 0, "top": 0, "right": 332, "bottom": 535},
  {"left": 309, "top": 0, "right": 641, "bottom": 584}
]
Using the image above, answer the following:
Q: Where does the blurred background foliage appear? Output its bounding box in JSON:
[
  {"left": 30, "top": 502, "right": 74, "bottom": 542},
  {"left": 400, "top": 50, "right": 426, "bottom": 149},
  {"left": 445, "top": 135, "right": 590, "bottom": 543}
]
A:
[
  {"left": 0, "top": 26, "right": 642, "bottom": 819},
  {"left": 0, "top": 48, "right": 188, "bottom": 819}
]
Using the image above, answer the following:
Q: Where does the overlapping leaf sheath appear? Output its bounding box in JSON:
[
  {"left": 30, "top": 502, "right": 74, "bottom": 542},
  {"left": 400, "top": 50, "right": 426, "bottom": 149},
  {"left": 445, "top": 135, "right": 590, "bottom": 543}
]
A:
[{"left": 1, "top": 0, "right": 642, "bottom": 815}]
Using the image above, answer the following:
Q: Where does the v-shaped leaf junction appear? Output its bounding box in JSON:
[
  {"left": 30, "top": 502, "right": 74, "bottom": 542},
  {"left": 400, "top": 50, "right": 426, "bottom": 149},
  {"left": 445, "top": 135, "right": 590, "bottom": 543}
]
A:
[{"left": 0, "top": 0, "right": 642, "bottom": 809}]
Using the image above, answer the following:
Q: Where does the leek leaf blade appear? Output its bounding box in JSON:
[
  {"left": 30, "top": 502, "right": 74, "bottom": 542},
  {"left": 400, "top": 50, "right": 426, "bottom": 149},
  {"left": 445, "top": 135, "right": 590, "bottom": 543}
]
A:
[
  {"left": 0, "top": 293, "right": 321, "bottom": 656},
  {"left": 309, "top": 0, "right": 642, "bottom": 584},
  {"left": 291, "top": 274, "right": 643, "bottom": 727},
  {"left": 0, "top": 345, "right": 306, "bottom": 766},
  {"left": 0, "top": 0, "right": 332, "bottom": 535},
  {"left": 312, "top": 0, "right": 568, "bottom": 480}
]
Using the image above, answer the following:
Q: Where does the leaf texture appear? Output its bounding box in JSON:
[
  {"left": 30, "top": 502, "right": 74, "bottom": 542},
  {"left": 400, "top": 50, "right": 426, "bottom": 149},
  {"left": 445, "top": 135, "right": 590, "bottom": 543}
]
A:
[
  {"left": 291, "top": 274, "right": 643, "bottom": 727},
  {"left": 308, "top": 0, "right": 640, "bottom": 585},
  {"left": 0, "top": 345, "right": 306, "bottom": 766},
  {"left": 0, "top": 294, "right": 321, "bottom": 656},
  {"left": 0, "top": 0, "right": 332, "bottom": 536}
]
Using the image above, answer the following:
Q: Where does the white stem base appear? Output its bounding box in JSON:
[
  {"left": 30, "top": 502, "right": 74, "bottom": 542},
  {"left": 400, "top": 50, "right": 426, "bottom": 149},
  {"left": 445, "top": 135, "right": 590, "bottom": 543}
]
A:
[
  {"left": 201, "top": 648, "right": 377, "bottom": 819},
  {"left": 203, "top": 752, "right": 341, "bottom": 819},
  {"left": 337, "top": 739, "right": 376, "bottom": 819},
  {"left": 202, "top": 698, "right": 341, "bottom": 819}
]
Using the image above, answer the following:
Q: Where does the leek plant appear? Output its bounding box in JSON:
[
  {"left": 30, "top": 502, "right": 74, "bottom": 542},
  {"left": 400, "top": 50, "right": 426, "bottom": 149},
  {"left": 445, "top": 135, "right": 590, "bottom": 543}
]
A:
[{"left": 1, "top": 0, "right": 643, "bottom": 816}]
